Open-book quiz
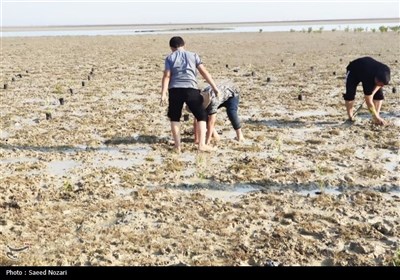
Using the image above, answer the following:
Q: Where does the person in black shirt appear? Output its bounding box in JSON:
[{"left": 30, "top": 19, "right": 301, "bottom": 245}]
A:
[{"left": 344, "top": 56, "right": 391, "bottom": 125}]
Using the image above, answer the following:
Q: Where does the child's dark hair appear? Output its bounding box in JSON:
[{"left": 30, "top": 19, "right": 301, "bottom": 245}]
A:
[{"left": 169, "top": 36, "right": 185, "bottom": 48}]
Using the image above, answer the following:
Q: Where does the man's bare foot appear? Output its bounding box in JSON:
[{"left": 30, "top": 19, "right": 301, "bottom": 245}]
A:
[
  {"left": 372, "top": 119, "right": 387, "bottom": 126},
  {"left": 234, "top": 136, "right": 245, "bottom": 142},
  {"left": 172, "top": 146, "right": 181, "bottom": 153},
  {"left": 198, "top": 145, "right": 216, "bottom": 152}
]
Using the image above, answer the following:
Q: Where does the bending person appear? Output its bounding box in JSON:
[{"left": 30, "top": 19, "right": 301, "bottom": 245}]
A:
[
  {"left": 344, "top": 56, "right": 391, "bottom": 125},
  {"left": 194, "top": 81, "right": 244, "bottom": 144}
]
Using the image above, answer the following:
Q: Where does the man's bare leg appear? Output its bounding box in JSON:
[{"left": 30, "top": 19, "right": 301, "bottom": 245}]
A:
[
  {"left": 197, "top": 120, "right": 215, "bottom": 152},
  {"left": 373, "top": 100, "right": 383, "bottom": 115},
  {"left": 345, "top": 100, "right": 355, "bottom": 120},
  {"left": 193, "top": 119, "right": 199, "bottom": 144},
  {"left": 206, "top": 114, "right": 216, "bottom": 145},
  {"left": 171, "top": 121, "right": 181, "bottom": 152}
]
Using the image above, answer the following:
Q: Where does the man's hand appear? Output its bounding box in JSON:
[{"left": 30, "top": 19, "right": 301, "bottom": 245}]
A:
[
  {"left": 160, "top": 94, "right": 168, "bottom": 106},
  {"left": 212, "top": 88, "right": 220, "bottom": 101}
]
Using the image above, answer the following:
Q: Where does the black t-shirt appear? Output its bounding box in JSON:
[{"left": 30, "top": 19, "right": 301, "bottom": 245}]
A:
[{"left": 347, "top": 56, "right": 391, "bottom": 85}]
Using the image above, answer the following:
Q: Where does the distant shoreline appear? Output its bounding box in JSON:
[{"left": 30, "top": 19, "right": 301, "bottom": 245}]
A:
[{"left": 2, "top": 17, "right": 399, "bottom": 32}]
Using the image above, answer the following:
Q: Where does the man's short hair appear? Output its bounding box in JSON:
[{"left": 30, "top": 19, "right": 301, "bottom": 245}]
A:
[{"left": 169, "top": 36, "right": 185, "bottom": 48}]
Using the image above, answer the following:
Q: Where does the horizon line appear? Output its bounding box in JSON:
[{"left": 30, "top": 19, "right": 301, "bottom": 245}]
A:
[{"left": 2, "top": 17, "right": 399, "bottom": 30}]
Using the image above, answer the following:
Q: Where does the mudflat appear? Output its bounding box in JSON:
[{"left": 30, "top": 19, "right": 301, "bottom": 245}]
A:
[{"left": 0, "top": 31, "right": 399, "bottom": 266}]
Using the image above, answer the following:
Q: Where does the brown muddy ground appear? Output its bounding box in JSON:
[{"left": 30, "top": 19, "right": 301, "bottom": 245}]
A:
[{"left": 0, "top": 31, "right": 399, "bottom": 266}]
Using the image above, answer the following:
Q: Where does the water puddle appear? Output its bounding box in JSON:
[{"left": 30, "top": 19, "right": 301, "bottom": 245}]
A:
[
  {"left": 47, "top": 160, "right": 81, "bottom": 176},
  {"left": 199, "top": 185, "right": 260, "bottom": 202},
  {"left": 69, "top": 111, "right": 89, "bottom": 118},
  {"left": 165, "top": 181, "right": 261, "bottom": 202},
  {"left": 0, "top": 131, "right": 10, "bottom": 139},
  {"left": 165, "top": 179, "right": 399, "bottom": 204},
  {"left": 101, "top": 158, "right": 141, "bottom": 169},
  {"left": 22, "top": 98, "right": 45, "bottom": 104},
  {"left": 94, "top": 146, "right": 152, "bottom": 168},
  {"left": 114, "top": 187, "right": 136, "bottom": 196},
  {"left": 13, "top": 117, "right": 39, "bottom": 129},
  {"left": 355, "top": 148, "right": 399, "bottom": 172}
]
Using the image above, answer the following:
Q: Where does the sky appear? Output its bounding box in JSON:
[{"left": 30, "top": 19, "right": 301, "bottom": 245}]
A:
[{"left": 1, "top": 0, "right": 399, "bottom": 27}]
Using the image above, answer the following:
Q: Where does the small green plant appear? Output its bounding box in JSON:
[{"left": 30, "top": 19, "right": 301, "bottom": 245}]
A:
[
  {"left": 195, "top": 153, "right": 208, "bottom": 180},
  {"left": 164, "top": 157, "right": 184, "bottom": 172},
  {"left": 274, "top": 135, "right": 284, "bottom": 165},
  {"left": 145, "top": 156, "right": 155, "bottom": 162},
  {"left": 197, "top": 171, "right": 206, "bottom": 180},
  {"left": 275, "top": 135, "right": 282, "bottom": 154},
  {"left": 307, "top": 27, "right": 313, "bottom": 33},
  {"left": 379, "top": 25, "right": 388, "bottom": 33},
  {"left": 389, "top": 25, "right": 400, "bottom": 32},
  {"left": 393, "top": 249, "right": 400, "bottom": 266},
  {"left": 63, "top": 180, "right": 73, "bottom": 192},
  {"left": 54, "top": 84, "right": 63, "bottom": 95}
]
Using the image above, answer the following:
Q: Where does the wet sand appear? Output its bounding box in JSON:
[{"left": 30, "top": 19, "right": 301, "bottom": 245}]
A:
[{"left": 0, "top": 31, "right": 399, "bottom": 266}]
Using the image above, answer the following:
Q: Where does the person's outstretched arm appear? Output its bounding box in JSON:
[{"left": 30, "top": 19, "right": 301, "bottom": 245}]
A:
[{"left": 197, "top": 64, "right": 219, "bottom": 96}]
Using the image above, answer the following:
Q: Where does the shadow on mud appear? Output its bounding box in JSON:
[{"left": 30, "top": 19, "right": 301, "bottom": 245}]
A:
[
  {"left": 245, "top": 118, "right": 339, "bottom": 128},
  {"left": 0, "top": 134, "right": 174, "bottom": 154},
  {"left": 104, "top": 134, "right": 198, "bottom": 145},
  {"left": 104, "top": 135, "right": 168, "bottom": 145}
]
